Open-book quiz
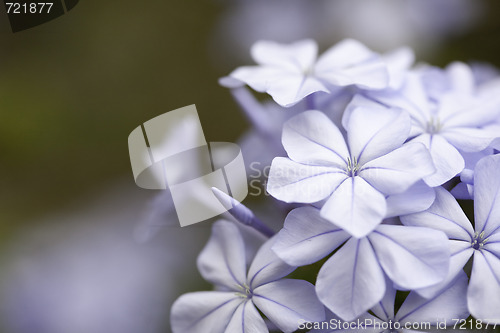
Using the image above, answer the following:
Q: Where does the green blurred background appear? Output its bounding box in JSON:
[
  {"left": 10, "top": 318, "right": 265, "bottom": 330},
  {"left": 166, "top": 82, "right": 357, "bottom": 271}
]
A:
[{"left": 0, "top": 0, "right": 247, "bottom": 234}]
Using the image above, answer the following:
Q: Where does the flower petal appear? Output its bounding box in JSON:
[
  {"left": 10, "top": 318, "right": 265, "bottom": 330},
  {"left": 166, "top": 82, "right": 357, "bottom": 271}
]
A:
[
  {"left": 439, "top": 93, "right": 500, "bottom": 129},
  {"left": 316, "top": 238, "right": 386, "bottom": 321},
  {"left": 283, "top": 110, "right": 349, "bottom": 168},
  {"left": 368, "top": 224, "right": 450, "bottom": 290},
  {"left": 272, "top": 206, "right": 351, "bottom": 266},
  {"left": 385, "top": 181, "right": 436, "bottom": 218},
  {"left": 467, "top": 251, "right": 500, "bottom": 323},
  {"left": 383, "top": 47, "right": 415, "bottom": 90},
  {"left": 367, "top": 73, "right": 430, "bottom": 128},
  {"left": 268, "top": 74, "right": 330, "bottom": 107},
  {"left": 267, "top": 157, "right": 347, "bottom": 203},
  {"left": 231, "top": 67, "right": 329, "bottom": 107},
  {"left": 247, "top": 237, "right": 295, "bottom": 289},
  {"left": 401, "top": 186, "right": 474, "bottom": 241},
  {"left": 253, "top": 279, "right": 325, "bottom": 333},
  {"left": 446, "top": 61, "right": 475, "bottom": 94},
  {"left": 415, "top": 240, "right": 473, "bottom": 299},
  {"left": 224, "top": 301, "right": 268, "bottom": 333},
  {"left": 197, "top": 221, "right": 247, "bottom": 288},
  {"left": 347, "top": 106, "right": 411, "bottom": 165},
  {"left": 370, "top": 278, "right": 396, "bottom": 321},
  {"left": 473, "top": 154, "right": 500, "bottom": 237},
  {"left": 170, "top": 291, "right": 241, "bottom": 333},
  {"left": 321, "top": 176, "right": 386, "bottom": 238},
  {"left": 411, "top": 134, "right": 465, "bottom": 187},
  {"left": 396, "top": 272, "right": 469, "bottom": 325},
  {"left": 360, "top": 143, "right": 435, "bottom": 195},
  {"left": 315, "top": 39, "right": 389, "bottom": 90},
  {"left": 341, "top": 93, "right": 386, "bottom": 129},
  {"left": 485, "top": 240, "right": 500, "bottom": 258},
  {"left": 442, "top": 126, "right": 500, "bottom": 153}
]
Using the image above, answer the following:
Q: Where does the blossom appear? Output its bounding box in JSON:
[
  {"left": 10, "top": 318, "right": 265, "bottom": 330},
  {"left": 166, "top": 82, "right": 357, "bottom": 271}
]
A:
[
  {"left": 272, "top": 206, "right": 450, "bottom": 321},
  {"left": 170, "top": 220, "right": 324, "bottom": 333},
  {"left": 311, "top": 273, "right": 469, "bottom": 332},
  {"left": 266, "top": 107, "right": 435, "bottom": 237},
  {"left": 229, "top": 39, "right": 389, "bottom": 107},
  {"left": 365, "top": 63, "right": 500, "bottom": 186},
  {"left": 402, "top": 154, "right": 500, "bottom": 322}
]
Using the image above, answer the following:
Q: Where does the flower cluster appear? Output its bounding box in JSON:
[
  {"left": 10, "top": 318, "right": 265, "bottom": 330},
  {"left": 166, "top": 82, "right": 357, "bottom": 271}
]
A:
[{"left": 171, "top": 39, "right": 500, "bottom": 332}]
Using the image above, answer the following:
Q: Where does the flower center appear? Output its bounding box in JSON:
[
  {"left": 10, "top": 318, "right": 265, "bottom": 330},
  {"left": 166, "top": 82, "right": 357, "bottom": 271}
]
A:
[
  {"left": 303, "top": 65, "right": 315, "bottom": 77},
  {"left": 426, "top": 116, "right": 442, "bottom": 134},
  {"left": 235, "top": 283, "right": 253, "bottom": 299},
  {"left": 471, "top": 231, "right": 489, "bottom": 250},
  {"left": 346, "top": 156, "right": 360, "bottom": 177}
]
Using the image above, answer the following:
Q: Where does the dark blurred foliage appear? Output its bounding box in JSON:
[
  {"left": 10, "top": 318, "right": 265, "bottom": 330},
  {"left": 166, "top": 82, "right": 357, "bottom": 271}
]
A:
[
  {"left": 0, "top": 0, "right": 246, "bottom": 239},
  {"left": 437, "top": 1, "right": 500, "bottom": 67}
]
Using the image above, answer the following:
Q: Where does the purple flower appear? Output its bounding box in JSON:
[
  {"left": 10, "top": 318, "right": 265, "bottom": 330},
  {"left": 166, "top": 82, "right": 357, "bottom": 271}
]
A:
[
  {"left": 272, "top": 206, "right": 450, "bottom": 321},
  {"left": 311, "top": 273, "right": 469, "bottom": 332},
  {"left": 402, "top": 154, "right": 500, "bottom": 322},
  {"left": 170, "top": 220, "right": 325, "bottom": 333},
  {"left": 267, "top": 107, "right": 435, "bottom": 237},
  {"left": 229, "top": 39, "right": 389, "bottom": 107},
  {"left": 365, "top": 63, "right": 500, "bottom": 186}
]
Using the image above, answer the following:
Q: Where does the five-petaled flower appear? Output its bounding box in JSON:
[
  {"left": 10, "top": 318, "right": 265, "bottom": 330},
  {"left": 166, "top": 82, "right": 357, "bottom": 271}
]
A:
[
  {"left": 364, "top": 62, "right": 500, "bottom": 186},
  {"left": 170, "top": 220, "right": 325, "bottom": 333},
  {"left": 402, "top": 154, "right": 500, "bottom": 322},
  {"left": 267, "top": 106, "right": 435, "bottom": 237},
  {"left": 311, "top": 273, "right": 469, "bottom": 332},
  {"left": 272, "top": 206, "right": 450, "bottom": 321},
  {"left": 229, "top": 39, "right": 389, "bottom": 107}
]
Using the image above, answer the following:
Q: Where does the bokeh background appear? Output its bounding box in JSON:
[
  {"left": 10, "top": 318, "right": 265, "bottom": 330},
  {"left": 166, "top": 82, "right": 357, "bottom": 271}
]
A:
[{"left": 0, "top": 1, "right": 499, "bottom": 332}]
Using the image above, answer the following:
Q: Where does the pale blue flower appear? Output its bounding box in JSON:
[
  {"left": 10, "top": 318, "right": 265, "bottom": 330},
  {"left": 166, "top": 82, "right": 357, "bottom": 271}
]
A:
[
  {"left": 272, "top": 206, "right": 450, "bottom": 321},
  {"left": 364, "top": 62, "right": 500, "bottom": 186},
  {"left": 170, "top": 220, "right": 325, "bottom": 333},
  {"left": 267, "top": 107, "right": 435, "bottom": 237},
  {"left": 229, "top": 39, "right": 389, "bottom": 107},
  {"left": 402, "top": 154, "right": 500, "bottom": 322},
  {"left": 311, "top": 273, "right": 469, "bottom": 332}
]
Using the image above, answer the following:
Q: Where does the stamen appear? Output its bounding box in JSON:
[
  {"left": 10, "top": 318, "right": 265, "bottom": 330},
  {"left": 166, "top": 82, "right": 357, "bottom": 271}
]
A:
[
  {"left": 426, "top": 116, "right": 442, "bottom": 134},
  {"left": 303, "top": 65, "right": 315, "bottom": 77},
  {"left": 234, "top": 283, "right": 253, "bottom": 299},
  {"left": 471, "top": 231, "right": 489, "bottom": 250},
  {"left": 346, "top": 156, "right": 360, "bottom": 177}
]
